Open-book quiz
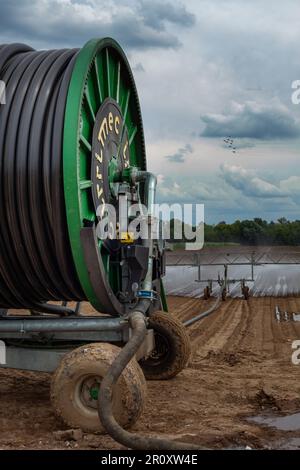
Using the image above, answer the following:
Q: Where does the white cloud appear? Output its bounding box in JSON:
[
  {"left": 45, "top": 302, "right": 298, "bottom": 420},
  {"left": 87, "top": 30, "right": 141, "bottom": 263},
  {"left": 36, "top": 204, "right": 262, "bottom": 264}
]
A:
[
  {"left": 280, "top": 176, "right": 300, "bottom": 196},
  {"left": 157, "top": 175, "right": 231, "bottom": 203},
  {"left": 220, "top": 163, "right": 289, "bottom": 198}
]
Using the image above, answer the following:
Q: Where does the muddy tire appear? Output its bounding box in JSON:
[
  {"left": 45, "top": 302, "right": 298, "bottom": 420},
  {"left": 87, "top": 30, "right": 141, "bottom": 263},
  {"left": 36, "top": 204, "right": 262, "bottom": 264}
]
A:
[
  {"left": 51, "top": 343, "right": 147, "bottom": 433},
  {"left": 139, "top": 311, "right": 191, "bottom": 380}
]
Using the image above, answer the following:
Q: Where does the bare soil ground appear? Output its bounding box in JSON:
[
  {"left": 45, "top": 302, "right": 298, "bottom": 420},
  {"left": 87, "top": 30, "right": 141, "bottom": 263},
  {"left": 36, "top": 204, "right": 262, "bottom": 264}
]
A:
[{"left": 1, "top": 296, "right": 300, "bottom": 449}]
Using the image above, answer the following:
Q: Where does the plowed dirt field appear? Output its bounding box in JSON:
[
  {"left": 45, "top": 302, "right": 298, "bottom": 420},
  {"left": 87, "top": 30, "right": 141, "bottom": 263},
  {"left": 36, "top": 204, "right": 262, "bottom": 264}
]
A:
[{"left": 1, "top": 296, "right": 300, "bottom": 449}]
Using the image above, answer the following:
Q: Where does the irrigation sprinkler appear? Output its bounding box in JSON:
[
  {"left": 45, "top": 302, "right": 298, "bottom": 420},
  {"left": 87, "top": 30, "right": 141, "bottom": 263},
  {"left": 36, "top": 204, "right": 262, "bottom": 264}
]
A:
[{"left": 167, "top": 250, "right": 300, "bottom": 300}]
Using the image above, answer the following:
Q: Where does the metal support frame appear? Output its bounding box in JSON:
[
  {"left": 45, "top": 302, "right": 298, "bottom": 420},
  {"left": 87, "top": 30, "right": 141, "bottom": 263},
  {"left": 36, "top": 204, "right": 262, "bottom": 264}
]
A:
[
  {"left": 0, "top": 315, "right": 155, "bottom": 372},
  {"left": 167, "top": 250, "right": 300, "bottom": 299},
  {"left": 0, "top": 316, "right": 127, "bottom": 333}
]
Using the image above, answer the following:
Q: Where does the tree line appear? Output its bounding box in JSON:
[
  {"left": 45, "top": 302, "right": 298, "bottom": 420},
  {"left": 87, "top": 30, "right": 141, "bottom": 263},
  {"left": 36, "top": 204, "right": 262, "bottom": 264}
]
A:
[{"left": 204, "top": 218, "right": 300, "bottom": 246}]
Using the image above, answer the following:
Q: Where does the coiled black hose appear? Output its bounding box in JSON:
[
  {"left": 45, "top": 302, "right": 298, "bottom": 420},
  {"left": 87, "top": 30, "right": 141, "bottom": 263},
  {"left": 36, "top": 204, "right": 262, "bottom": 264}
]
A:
[{"left": 0, "top": 44, "right": 84, "bottom": 308}]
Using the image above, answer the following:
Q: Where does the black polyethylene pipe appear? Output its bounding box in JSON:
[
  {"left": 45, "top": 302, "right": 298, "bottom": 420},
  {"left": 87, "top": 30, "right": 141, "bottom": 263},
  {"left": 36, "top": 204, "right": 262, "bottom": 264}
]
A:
[{"left": 0, "top": 44, "right": 84, "bottom": 308}]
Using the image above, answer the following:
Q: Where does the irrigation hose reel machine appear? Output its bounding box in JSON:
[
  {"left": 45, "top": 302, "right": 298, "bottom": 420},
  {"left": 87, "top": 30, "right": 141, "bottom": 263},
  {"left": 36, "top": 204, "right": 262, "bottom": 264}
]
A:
[{"left": 0, "top": 39, "right": 191, "bottom": 435}]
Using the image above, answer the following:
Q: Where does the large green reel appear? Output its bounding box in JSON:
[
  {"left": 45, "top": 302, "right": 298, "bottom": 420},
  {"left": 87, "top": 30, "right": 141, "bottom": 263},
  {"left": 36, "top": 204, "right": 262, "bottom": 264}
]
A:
[
  {"left": 0, "top": 39, "right": 166, "bottom": 314},
  {"left": 63, "top": 38, "right": 147, "bottom": 312}
]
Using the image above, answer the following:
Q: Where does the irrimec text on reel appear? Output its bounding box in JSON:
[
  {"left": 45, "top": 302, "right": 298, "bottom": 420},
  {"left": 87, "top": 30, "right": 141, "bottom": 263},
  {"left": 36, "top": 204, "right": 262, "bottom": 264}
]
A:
[{"left": 0, "top": 39, "right": 191, "bottom": 446}]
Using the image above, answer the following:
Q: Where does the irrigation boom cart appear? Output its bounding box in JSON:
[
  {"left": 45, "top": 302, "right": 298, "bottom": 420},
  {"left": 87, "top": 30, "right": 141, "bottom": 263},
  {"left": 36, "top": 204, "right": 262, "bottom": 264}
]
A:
[
  {"left": 167, "top": 250, "right": 300, "bottom": 300},
  {"left": 0, "top": 40, "right": 191, "bottom": 449}
]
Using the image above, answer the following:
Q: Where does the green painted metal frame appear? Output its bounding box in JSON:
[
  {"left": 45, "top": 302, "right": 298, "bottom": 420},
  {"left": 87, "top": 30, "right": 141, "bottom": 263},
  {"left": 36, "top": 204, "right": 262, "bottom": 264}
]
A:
[
  {"left": 63, "top": 37, "right": 167, "bottom": 313},
  {"left": 63, "top": 38, "right": 145, "bottom": 310}
]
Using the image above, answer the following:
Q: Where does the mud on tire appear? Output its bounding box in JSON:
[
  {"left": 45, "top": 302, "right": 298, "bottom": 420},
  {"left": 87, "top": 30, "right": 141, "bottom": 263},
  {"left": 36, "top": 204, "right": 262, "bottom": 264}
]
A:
[
  {"left": 51, "top": 343, "right": 147, "bottom": 433},
  {"left": 139, "top": 311, "right": 191, "bottom": 380}
]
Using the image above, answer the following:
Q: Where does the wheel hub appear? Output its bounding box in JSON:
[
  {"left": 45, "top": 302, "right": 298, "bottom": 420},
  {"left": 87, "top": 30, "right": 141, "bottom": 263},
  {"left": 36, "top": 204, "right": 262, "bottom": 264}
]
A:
[
  {"left": 149, "top": 332, "right": 170, "bottom": 363},
  {"left": 80, "top": 376, "right": 101, "bottom": 410}
]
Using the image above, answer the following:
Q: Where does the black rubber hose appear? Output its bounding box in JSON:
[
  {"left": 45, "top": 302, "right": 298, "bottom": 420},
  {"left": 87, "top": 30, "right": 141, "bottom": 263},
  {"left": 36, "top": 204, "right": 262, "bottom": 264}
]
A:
[
  {"left": 98, "top": 310, "right": 201, "bottom": 450},
  {"left": 30, "top": 302, "right": 76, "bottom": 316},
  {"left": 0, "top": 44, "right": 85, "bottom": 308},
  {"left": 183, "top": 288, "right": 222, "bottom": 327}
]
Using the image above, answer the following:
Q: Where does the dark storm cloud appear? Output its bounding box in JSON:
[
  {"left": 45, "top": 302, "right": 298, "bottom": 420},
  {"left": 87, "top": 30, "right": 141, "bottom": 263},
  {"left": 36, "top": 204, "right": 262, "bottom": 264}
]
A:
[
  {"left": 165, "top": 144, "right": 193, "bottom": 163},
  {"left": 201, "top": 101, "right": 300, "bottom": 140},
  {"left": 0, "top": 0, "right": 195, "bottom": 50},
  {"left": 139, "top": 1, "right": 196, "bottom": 31}
]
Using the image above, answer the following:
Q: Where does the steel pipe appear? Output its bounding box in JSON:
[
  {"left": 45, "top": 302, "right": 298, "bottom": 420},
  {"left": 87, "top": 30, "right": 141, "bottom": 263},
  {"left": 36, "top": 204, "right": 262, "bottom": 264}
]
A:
[{"left": 0, "top": 317, "right": 126, "bottom": 333}]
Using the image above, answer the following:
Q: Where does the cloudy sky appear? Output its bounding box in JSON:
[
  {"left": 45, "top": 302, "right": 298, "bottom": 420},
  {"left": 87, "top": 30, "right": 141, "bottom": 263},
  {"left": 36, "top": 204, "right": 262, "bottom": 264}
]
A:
[{"left": 1, "top": 0, "right": 300, "bottom": 223}]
